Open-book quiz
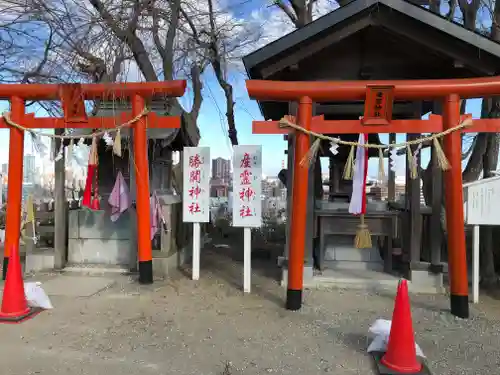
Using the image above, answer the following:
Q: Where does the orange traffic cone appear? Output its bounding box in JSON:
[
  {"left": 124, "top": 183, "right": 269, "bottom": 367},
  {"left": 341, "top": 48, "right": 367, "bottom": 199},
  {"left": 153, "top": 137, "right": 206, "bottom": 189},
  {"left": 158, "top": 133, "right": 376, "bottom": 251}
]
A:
[
  {"left": 372, "top": 279, "right": 430, "bottom": 375},
  {"left": 0, "top": 246, "right": 40, "bottom": 323}
]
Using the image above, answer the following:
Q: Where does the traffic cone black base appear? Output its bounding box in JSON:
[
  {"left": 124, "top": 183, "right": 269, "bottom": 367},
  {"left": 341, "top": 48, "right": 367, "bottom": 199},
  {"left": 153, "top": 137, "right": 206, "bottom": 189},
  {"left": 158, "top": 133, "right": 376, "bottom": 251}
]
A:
[
  {"left": 371, "top": 352, "right": 432, "bottom": 375},
  {"left": 0, "top": 306, "right": 43, "bottom": 324}
]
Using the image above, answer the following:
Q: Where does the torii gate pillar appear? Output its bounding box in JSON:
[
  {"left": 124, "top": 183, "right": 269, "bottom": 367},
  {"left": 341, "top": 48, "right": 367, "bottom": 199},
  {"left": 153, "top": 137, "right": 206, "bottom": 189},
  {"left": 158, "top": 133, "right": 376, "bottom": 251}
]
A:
[
  {"left": 286, "top": 97, "right": 312, "bottom": 310},
  {"left": 3, "top": 97, "right": 25, "bottom": 278},
  {"left": 442, "top": 94, "right": 469, "bottom": 317}
]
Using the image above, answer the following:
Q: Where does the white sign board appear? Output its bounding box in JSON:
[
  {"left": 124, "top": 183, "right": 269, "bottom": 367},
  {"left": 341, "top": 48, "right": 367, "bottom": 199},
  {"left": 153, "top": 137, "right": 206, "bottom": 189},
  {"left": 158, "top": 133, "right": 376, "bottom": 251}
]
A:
[
  {"left": 182, "top": 147, "right": 210, "bottom": 223},
  {"left": 463, "top": 176, "right": 500, "bottom": 226},
  {"left": 232, "top": 145, "right": 262, "bottom": 228}
]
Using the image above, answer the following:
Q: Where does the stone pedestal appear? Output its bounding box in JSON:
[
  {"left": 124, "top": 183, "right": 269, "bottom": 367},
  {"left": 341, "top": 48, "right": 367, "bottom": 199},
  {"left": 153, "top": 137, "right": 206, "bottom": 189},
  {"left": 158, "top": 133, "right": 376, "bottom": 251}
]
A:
[
  {"left": 152, "top": 194, "right": 192, "bottom": 278},
  {"left": 68, "top": 209, "right": 133, "bottom": 266},
  {"left": 323, "top": 235, "right": 384, "bottom": 271}
]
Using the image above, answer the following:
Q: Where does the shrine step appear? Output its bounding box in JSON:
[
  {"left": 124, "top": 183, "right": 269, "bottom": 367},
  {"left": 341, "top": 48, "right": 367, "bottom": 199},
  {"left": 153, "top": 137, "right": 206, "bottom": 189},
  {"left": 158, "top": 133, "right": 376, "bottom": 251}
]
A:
[
  {"left": 325, "top": 260, "right": 384, "bottom": 272},
  {"left": 312, "top": 268, "right": 399, "bottom": 291},
  {"left": 63, "top": 263, "right": 131, "bottom": 276}
]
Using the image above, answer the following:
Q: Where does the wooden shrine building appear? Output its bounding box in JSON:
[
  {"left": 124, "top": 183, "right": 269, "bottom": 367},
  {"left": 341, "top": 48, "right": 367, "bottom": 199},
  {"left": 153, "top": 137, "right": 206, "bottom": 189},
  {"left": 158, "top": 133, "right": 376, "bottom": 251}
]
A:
[
  {"left": 243, "top": 0, "right": 500, "bottom": 291},
  {"left": 59, "top": 100, "right": 199, "bottom": 273},
  {"left": 23, "top": 98, "right": 199, "bottom": 278}
]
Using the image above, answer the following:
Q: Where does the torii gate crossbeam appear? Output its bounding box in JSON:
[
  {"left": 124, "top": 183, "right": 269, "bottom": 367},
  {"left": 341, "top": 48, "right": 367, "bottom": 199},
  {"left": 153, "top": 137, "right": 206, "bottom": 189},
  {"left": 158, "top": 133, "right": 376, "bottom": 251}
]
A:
[
  {"left": 0, "top": 81, "right": 186, "bottom": 284},
  {"left": 246, "top": 76, "right": 500, "bottom": 319}
]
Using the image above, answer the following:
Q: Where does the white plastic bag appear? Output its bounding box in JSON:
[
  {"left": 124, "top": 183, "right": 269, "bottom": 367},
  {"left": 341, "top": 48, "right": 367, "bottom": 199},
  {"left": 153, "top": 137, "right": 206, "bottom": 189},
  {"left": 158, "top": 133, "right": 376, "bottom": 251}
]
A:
[
  {"left": 367, "top": 334, "right": 389, "bottom": 353},
  {"left": 369, "top": 319, "right": 392, "bottom": 336},
  {"left": 24, "top": 282, "right": 53, "bottom": 309},
  {"left": 367, "top": 319, "right": 425, "bottom": 357}
]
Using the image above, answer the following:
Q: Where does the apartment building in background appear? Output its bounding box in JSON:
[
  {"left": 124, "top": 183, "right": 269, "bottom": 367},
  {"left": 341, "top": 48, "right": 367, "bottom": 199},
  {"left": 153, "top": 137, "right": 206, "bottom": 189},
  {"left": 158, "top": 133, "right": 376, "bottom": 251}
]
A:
[
  {"left": 212, "top": 157, "right": 231, "bottom": 181},
  {"left": 23, "top": 155, "right": 36, "bottom": 183}
]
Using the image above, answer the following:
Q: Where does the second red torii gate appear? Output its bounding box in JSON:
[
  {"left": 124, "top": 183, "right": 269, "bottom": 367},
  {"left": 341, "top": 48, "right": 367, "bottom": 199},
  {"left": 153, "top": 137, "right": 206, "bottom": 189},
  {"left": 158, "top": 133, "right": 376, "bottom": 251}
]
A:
[
  {"left": 0, "top": 81, "right": 186, "bottom": 284},
  {"left": 246, "top": 76, "right": 500, "bottom": 319}
]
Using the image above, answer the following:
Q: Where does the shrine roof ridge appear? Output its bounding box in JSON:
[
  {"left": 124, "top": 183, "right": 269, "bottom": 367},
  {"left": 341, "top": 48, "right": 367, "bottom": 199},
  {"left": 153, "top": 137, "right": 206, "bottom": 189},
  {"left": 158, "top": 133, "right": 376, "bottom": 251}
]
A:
[{"left": 243, "top": 0, "right": 500, "bottom": 76}]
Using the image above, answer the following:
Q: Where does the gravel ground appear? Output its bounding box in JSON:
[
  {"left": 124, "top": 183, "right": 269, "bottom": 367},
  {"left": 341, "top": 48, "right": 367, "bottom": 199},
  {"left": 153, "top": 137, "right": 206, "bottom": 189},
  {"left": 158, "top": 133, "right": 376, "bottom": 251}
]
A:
[{"left": 1, "top": 246, "right": 500, "bottom": 375}]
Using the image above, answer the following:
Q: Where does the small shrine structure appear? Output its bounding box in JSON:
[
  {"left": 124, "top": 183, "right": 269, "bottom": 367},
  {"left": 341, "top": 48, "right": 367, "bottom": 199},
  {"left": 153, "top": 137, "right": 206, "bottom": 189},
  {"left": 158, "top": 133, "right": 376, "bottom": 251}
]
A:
[
  {"left": 1, "top": 81, "right": 195, "bottom": 284},
  {"left": 243, "top": 0, "right": 500, "bottom": 318},
  {"left": 61, "top": 100, "right": 198, "bottom": 275}
]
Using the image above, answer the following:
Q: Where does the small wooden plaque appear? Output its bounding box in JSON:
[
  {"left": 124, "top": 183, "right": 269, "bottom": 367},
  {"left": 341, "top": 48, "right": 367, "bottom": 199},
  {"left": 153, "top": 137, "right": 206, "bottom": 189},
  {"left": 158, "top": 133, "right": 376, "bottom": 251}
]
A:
[
  {"left": 59, "top": 84, "right": 88, "bottom": 123},
  {"left": 362, "top": 86, "right": 395, "bottom": 126}
]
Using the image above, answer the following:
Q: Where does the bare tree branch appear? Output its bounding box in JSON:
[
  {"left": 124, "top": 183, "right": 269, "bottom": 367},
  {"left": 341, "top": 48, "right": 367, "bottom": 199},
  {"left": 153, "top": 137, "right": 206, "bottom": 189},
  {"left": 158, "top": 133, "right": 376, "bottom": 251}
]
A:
[
  {"left": 273, "top": 1, "right": 299, "bottom": 25},
  {"left": 206, "top": 0, "right": 238, "bottom": 145},
  {"left": 88, "top": 0, "right": 158, "bottom": 81},
  {"left": 189, "top": 64, "right": 203, "bottom": 120}
]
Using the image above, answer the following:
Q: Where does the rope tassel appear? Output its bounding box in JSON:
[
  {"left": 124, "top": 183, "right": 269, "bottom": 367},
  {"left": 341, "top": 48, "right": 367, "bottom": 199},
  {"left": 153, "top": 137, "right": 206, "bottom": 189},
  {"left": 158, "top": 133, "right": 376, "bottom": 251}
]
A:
[
  {"left": 378, "top": 148, "right": 385, "bottom": 182},
  {"left": 113, "top": 129, "right": 122, "bottom": 157},
  {"left": 355, "top": 214, "right": 372, "bottom": 249},
  {"left": 300, "top": 137, "right": 321, "bottom": 167},
  {"left": 406, "top": 144, "right": 419, "bottom": 180},
  {"left": 432, "top": 137, "right": 450, "bottom": 170},
  {"left": 343, "top": 145, "right": 356, "bottom": 180}
]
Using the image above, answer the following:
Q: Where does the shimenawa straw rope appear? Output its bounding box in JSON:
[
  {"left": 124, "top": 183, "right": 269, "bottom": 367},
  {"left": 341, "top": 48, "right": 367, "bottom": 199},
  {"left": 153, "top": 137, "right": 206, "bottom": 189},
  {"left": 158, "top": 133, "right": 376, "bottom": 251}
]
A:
[
  {"left": 1, "top": 107, "right": 149, "bottom": 140},
  {"left": 280, "top": 116, "right": 472, "bottom": 179},
  {"left": 279, "top": 115, "right": 472, "bottom": 249}
]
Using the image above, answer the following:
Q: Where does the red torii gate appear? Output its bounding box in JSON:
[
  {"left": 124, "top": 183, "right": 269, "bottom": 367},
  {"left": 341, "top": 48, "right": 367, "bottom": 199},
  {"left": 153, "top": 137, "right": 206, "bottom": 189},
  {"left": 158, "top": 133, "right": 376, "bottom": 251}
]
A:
[
  {"left": 0, "top": 81, "right": 186, "bottom": 284},
  {"left": 246, "top": 76, "right": 500, "bottom": 319}
]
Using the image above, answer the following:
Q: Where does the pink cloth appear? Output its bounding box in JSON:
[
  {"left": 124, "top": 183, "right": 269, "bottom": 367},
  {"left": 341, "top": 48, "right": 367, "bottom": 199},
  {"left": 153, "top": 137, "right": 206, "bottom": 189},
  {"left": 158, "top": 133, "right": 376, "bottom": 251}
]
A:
[
  {"left": 150, "top": 192, "right": 165, "bottom": 240},
  {"left": 108, "top": 171, "right": 131, "bottom": 222}
]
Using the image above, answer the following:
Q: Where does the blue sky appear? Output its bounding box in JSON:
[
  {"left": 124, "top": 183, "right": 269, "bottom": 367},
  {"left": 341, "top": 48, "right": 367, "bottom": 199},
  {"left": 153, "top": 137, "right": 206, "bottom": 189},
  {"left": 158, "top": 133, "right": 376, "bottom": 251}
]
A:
[{"left": 0, "top": 0, "right": 486, "bottom": 179}]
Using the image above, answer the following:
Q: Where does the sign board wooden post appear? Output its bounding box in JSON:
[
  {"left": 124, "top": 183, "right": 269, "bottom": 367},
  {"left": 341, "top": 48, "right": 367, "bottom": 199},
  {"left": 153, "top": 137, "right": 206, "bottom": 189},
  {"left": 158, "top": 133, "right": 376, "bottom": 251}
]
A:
[
  {"left": 232, "top": 145, "right": 262, "bottom": 293},
  {"left": 183, "top": 147, "right": 210, "bottom": 281},
  {"left": 463, "top": 176, "right": 500, "bottom": 303}
]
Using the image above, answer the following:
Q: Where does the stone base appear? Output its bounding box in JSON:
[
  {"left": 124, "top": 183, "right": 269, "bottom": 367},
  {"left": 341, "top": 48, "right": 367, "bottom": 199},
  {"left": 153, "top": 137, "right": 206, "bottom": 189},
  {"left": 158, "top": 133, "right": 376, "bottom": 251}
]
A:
[
  {"left": 68, "top": 209, "right": 133, "bottom": 267},
  {"left": 25, "top": 248, "right": 55, "bottom": 274},
  {"left": 409, "top": 270, "right": 445, "bottom": 294},
  {"left": 280, "top": 266, "right": 315, "bottom": 287},
  {"left": 323, "top": 242, "right": 384, "bottom": 271},
  {"left": 153, "top": 245, "right": 191, "bottom": 278},
  {"left": 284, "top": 267, "right": 445, "bottom": 294},
  {"left": 68, "top": 238, "right": 131, "bottom": 266}
]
